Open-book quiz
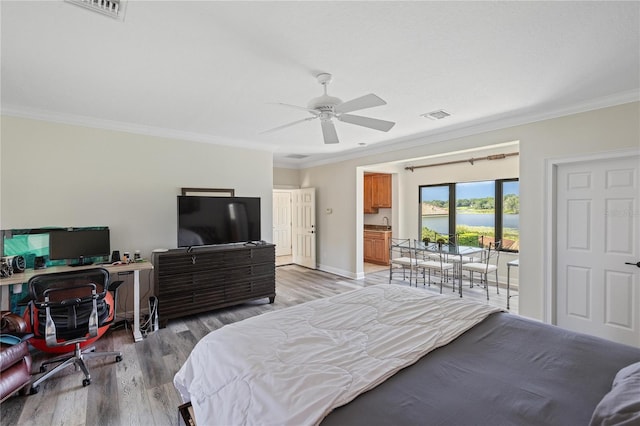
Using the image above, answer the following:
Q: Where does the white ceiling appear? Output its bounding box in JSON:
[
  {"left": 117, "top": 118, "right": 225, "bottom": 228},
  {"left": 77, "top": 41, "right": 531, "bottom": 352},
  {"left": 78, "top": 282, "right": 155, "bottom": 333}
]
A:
[{"left": 2, "top": 1, "right": 639, "bottom": 168}]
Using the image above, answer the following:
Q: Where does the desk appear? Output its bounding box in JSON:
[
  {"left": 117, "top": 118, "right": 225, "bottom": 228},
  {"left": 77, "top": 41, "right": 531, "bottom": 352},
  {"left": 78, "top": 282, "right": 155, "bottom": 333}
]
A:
[
  {"left": 506, "top": 258, "right": 519, "bottom": 310},
  {"left": 415, "top": 242, "right": 485, "bottom": 297},
  {"left": 0, "top": 261, "right": 153, "bottom": 342}
]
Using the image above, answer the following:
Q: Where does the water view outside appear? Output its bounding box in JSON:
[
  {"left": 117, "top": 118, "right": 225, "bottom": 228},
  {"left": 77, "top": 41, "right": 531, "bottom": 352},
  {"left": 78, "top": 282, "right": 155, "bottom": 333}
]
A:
[
  {"left": 501, "top": 180, "right": 520, "bottom": 250},
  {"left": 421, "top": 185, "right": 450, "bottom": 239},
  {"left": 420, "top": 180, "right": 520, "bottom": 250}
]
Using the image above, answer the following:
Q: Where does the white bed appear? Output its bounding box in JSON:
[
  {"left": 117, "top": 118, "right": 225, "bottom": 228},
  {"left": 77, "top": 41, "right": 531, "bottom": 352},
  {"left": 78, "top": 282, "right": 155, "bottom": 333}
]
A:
[
  {"left": 174, "top": 284, "right": 500, "bottom": 425},
  {"left": 175, "top": 284, "right": 640, "bottom": 426}
]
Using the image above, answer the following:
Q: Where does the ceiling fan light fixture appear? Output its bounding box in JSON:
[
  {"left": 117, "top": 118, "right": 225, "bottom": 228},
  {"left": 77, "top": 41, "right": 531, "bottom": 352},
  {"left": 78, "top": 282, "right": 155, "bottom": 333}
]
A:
[{"left": 307, "top": 94, "right": 342, "bottom": 111}]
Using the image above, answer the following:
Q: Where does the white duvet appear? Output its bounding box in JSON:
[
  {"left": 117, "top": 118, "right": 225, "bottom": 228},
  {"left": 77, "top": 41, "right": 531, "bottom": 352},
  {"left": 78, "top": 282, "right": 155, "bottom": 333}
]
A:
[{"left": 174, "top": 284, "right": 501, "bottom": 426}]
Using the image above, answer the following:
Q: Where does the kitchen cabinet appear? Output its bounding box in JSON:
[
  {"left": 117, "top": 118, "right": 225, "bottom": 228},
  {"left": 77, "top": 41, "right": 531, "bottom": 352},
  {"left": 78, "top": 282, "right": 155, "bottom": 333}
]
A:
[
  {"left": 372, "top": 174, "right": 392, "bottom": 208},
  {"left": 364, "top": 174, "right": 377, "bottom": 213},
  {"left": 364, "top": 173, "right": 392, "bottom": 213},
  {"left": 364, "top": 230, "right": 391, "bottom": 265}
]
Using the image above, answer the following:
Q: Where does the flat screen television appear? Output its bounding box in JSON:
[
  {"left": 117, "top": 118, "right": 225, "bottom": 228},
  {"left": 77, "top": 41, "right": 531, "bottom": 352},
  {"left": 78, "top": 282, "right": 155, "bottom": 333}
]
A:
[
  {"left": 177, "top": 196, "right": 261, "bottom": 247},
  {"left": 48, "top": 228, "right": 111, "bottom": 266}
]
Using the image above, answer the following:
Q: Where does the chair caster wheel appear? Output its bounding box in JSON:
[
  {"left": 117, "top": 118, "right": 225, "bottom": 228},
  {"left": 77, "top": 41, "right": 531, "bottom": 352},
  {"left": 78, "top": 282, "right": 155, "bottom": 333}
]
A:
[
  {"left": 82, "top": 378, "right": 91, "bottom": 387},
  {"left": 39, "top": 365, "right": 47, "bottom": 373},
  {"left": 30, "top": 385, "right": 39, "bottom": 395},
  {"left": 115, "top": 355, "right": 123, "bottom": 362}
]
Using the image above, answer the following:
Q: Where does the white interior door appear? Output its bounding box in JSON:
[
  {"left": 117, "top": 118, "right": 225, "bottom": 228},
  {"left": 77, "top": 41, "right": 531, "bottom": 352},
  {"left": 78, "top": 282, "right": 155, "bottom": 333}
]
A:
[
  {"left": 291, "top": 188, "right": 316, "bottom": 269},
  {"left": 556, "top": 155, "right": 639, "bottom": 346},
  {"left": 272, "top": 191, "right": 292, "bottom": 257}
]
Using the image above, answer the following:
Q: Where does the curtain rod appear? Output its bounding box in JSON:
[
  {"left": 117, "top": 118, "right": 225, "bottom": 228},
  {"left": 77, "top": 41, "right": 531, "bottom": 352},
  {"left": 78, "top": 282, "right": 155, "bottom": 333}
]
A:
[{"left": 404, "top": 152, "right": 519, "bottom": 172}]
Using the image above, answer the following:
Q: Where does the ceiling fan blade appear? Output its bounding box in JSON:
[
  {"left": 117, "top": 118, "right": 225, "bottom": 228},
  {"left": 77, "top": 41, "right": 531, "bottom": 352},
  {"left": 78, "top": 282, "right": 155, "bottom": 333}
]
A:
[
  {"left": 321, "top": 120, "right": 339, "bottom": 144},
  {"left": 334, "top": 93, "right": 387, "bottom": 114},
  {"left": 270, "top": 102, "right": 320, "bottom": 115},
  {"left": 337, "top": 114, "right": 395, "bottom": 132},
  {"left": 260, "top": 116, "right": 317, "bottom": 134}
]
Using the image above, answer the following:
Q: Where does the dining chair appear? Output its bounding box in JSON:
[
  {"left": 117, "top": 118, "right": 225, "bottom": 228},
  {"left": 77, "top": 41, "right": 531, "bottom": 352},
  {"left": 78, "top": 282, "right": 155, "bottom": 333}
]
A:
[
  {"left": 461, "top": 241, "right": 502, "bottom": 300},
  {"left": 414, "top": 240, "right": 455, "bottom": 293},
  {"left": 389, "top": 238, "right": 414, "bottom": 284}
]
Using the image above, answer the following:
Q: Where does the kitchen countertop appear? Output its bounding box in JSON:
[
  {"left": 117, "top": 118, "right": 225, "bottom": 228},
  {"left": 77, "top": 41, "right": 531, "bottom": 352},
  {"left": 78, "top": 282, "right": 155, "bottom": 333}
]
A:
[{"left": 364, "top": 225, "right": 392, "bottom": 232}]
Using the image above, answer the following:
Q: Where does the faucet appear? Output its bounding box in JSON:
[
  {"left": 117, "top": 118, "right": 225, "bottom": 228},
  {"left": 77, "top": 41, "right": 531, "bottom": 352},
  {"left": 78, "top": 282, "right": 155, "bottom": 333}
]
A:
[{"left": 382, "top": 216, "right": 390, "bottom": 229}]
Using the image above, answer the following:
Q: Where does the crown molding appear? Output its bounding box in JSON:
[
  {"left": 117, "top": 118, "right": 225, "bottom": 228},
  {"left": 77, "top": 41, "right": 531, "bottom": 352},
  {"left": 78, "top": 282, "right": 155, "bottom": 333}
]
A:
[
  {"left": 3, "top": 88, "right": 637, "bottom": 170},
  {"left": 1, "top": 105, "right": 275, "bottom": 153}
]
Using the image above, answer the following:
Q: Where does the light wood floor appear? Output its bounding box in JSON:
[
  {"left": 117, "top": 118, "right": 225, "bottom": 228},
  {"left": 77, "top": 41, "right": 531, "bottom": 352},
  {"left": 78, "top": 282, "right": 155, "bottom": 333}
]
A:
[{"left": 0, "top": 265, "right": 518, "bottom": 425}]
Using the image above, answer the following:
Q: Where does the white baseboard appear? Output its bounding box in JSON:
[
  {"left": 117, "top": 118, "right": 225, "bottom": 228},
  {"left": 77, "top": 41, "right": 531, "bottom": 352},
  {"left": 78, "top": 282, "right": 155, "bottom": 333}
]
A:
[{"left": 317, "top": 264, "right": 359, "bottom": 280}]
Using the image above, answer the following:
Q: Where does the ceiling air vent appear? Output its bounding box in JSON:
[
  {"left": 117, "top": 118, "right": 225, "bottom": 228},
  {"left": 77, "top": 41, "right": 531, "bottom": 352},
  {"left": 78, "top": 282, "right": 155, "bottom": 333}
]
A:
[
  {"left": 65, "top": 0, "right": 127, "bottom": 21},
  {"left": 421, "top": 110, "right": 451, "bottom": 120},
  {"left": 285, "top": 154, "right": 309, "bottom": 159}
]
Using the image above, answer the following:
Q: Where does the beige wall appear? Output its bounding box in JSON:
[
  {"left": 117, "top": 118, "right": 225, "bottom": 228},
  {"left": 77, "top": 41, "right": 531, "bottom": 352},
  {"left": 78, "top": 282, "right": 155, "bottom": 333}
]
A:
[
  {"left": 273, "top": 167, "right": 300, "bottom": 188},
  {"left": 295, "top": 161, "right": 356, "bottom": 277},
  {"left": 299, "top": 101, "right": 640, "bottom": 320},
  {"left": 1, "top": 116, "right": 274, "bottom": 310}
]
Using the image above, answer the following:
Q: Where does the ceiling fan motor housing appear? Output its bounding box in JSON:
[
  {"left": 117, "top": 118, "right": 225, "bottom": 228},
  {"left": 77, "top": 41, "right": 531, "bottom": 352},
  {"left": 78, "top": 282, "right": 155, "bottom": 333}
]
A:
[{"left": 307, "top": 94, "right": 342, "bottom": 112}]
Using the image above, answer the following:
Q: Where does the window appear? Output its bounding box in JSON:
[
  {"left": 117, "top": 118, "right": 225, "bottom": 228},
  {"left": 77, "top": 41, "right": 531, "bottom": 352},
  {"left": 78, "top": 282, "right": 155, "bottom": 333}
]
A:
[
  {"left": 419, "top": 179, "right": 519, "bottom": 252},
  {"left": 499, "top": 179, "right": 520, "bottom": 251},
  {"left": 420, "top": 184, "right": 451, "bottom": 241}
]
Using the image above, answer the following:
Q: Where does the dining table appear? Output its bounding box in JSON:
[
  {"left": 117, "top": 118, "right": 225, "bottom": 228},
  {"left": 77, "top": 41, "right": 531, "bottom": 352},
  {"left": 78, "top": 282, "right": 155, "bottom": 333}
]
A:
[{"left": 414, "top": 241, "right": 486, "bottom": 297}]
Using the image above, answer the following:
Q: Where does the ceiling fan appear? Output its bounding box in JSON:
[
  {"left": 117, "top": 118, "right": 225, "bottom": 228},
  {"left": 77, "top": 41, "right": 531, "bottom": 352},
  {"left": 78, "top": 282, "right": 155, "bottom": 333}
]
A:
[{"left": 262, "top": 73, "right": 395, "bottom": 144}]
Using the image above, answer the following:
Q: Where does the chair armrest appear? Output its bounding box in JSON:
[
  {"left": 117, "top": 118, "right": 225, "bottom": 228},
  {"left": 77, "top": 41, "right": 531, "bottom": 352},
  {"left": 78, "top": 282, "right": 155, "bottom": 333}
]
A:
[{"left": 0, "top": 341, "right": 29, "bottom": 371}]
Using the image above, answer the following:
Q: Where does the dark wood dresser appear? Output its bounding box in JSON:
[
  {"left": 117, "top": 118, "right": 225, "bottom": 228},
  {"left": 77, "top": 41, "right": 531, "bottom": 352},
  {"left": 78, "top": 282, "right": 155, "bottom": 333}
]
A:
[{"left": 153, "top": 243, "right": 275, "bottom": 327}]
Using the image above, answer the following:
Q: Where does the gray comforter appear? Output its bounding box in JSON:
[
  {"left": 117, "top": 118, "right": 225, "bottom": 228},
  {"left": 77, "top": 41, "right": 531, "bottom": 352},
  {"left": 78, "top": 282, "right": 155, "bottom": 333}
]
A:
[{"left": 322, "top": 312, "right": 640, "bottom": 426}]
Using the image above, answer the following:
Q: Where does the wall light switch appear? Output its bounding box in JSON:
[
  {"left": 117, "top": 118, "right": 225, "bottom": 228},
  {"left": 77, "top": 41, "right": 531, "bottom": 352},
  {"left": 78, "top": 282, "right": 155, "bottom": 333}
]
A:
[
  {"left": 13, "top": 284, "right": 22, "bottom": 294},
  {"left": 325, "top": 208, "right": 333, "bottom": 214}
]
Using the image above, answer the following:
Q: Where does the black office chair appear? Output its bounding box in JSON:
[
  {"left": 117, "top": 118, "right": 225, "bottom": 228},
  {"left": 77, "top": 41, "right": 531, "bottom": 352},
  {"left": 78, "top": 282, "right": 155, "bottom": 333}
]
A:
[{"left": 24, "top": 268, "right": 122, "bottom": 393}]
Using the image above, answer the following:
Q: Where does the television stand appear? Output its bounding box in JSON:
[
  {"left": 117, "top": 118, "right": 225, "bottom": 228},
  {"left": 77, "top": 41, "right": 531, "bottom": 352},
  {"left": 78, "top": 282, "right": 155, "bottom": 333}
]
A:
[{"left": 153, "top": 243, "right": 275, "bottom": 327}]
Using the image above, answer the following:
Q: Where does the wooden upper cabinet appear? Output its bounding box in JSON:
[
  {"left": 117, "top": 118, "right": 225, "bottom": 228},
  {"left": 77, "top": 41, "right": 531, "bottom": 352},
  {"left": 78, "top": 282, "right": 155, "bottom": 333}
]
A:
[
  {"left": 371, "top": 174, "right": 392, "bottom": 208},
  {"left": 365, "top": 173, "right": 392, "bottom": 213},
  {"left": 364, "top": 174, "right": 377, "bottom": 213}
]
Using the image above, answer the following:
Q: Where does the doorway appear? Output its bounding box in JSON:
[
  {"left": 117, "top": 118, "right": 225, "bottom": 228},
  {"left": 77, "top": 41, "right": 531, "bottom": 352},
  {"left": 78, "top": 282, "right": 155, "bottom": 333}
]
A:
[
  {"left": 273, "top": 190, "right": 292, "bottom": 265},
  {"left": 272, "top": 188, "right": 317, "bottom": 269}
]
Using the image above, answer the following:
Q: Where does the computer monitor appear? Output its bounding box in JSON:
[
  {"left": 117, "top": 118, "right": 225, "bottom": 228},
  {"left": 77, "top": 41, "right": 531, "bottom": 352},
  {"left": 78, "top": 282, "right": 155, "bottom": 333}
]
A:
[{"left": 48, "top": 228, "right": 110, "bottom": 266}]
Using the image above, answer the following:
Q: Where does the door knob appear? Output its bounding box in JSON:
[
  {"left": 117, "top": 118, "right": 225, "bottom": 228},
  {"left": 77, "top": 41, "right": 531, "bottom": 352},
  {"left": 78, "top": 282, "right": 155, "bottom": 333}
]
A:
[{"left": 625, "top": 261, "right": 640, "bottom": 268}]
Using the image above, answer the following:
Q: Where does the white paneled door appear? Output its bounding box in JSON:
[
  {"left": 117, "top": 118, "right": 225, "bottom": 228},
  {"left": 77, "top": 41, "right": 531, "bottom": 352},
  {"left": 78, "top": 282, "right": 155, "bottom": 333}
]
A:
[
  {"left": 556, "top": 155, "right": 639, "bottom": 346},
  {"left": 292, "top": 188, "right": 316, "bottom": 269},
  {"left": 273, "top": 191, "right": 292, "bottom": 257}
]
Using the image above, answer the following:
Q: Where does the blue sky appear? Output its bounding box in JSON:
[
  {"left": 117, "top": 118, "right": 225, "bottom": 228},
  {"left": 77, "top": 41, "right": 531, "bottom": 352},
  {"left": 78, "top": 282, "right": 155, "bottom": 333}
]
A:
[{"left": 421, "top": 181, "right": 519, "bottom": 201}]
